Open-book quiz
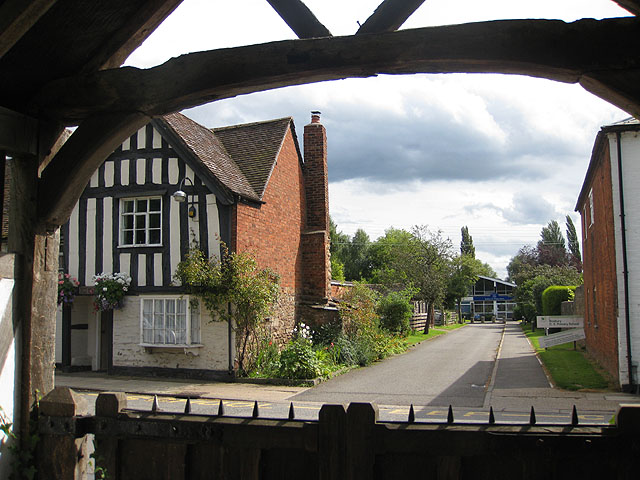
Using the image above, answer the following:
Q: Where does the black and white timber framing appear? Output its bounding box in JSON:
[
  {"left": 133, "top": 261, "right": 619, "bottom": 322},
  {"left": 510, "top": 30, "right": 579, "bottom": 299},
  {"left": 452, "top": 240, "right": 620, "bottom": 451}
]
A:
[{"left": 61, "top": 122, "right": 231, "bottom": 293}]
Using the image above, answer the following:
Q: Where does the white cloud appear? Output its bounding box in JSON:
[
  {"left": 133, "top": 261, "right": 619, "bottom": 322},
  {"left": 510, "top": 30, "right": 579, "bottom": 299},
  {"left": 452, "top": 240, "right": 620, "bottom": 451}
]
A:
[{"left": 126, "top": 0, "right": 628, "bottom": 278}]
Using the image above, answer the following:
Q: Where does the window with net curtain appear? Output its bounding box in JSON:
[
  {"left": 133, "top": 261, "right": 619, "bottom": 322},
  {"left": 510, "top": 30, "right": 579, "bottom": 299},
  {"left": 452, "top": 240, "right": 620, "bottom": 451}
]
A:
[{"left": 141, "top": 297, "right": 201, "bottom": 346}]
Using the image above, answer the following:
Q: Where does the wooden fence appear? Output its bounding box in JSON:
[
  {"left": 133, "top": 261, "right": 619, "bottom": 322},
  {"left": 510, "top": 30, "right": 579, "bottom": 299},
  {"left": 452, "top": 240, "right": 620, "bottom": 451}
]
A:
[{"left": 34, "top": 387, "right": 640, "bottom": 479}]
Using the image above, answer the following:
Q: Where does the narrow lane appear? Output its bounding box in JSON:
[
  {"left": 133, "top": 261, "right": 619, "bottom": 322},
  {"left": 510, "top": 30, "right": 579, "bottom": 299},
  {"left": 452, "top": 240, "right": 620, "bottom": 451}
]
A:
[{"left": 292, "top": 323, "right": 505, "bottom": 407}]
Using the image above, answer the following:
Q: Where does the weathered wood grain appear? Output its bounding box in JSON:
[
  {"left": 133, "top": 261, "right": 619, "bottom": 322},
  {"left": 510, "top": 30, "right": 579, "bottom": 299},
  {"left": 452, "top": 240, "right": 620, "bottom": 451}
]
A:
[
  {"left": 0, "top": 0, "right": 57, "bottom": 58},
  {"left": 32, "top": 18, "right": 640, "bottom": 123}
]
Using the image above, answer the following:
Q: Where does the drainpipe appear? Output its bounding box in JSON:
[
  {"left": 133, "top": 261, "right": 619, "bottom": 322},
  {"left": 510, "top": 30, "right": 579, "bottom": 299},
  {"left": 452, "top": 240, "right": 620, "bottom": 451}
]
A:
[{"left": 616, "top": 132, "right": 634, "bottom": 391}]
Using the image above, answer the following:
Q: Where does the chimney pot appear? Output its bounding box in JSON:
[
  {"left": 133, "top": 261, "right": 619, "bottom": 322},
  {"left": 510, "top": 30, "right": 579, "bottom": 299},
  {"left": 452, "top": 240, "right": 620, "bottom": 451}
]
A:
[{"left": 311, "top": 111, "right": 321, "bottom": 123}]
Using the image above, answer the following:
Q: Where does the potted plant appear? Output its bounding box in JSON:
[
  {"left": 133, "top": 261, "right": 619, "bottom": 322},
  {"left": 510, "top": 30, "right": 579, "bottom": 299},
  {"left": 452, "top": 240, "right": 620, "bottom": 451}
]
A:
[
  {"left": 92, "top": 272, "right": 132, "bottom": 312},
  {"left": 58, "top": 273, "right": 79, "bottom": 306}
]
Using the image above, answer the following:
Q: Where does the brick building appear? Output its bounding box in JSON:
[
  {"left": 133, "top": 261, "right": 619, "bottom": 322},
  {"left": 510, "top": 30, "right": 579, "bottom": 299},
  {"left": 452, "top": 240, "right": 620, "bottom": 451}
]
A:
[
  {"left": 576, "top": 117, "right": 640, "bottom": 391},
  {"left": 55, "top": 111, "right": 331, "bottom": 377}
]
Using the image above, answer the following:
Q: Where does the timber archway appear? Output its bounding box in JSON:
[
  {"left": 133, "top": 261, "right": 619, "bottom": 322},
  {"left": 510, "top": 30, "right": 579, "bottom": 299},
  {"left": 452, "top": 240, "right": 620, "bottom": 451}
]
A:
[{"left": 1, "top": 0, "right": 640, "bottom": 438}]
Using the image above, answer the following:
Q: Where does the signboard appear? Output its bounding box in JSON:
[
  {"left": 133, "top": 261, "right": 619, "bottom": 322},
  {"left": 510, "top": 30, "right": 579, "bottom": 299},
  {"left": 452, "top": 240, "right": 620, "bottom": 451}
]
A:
[
  {"left": 473, "top": 293, "right": 513, "bottom": 301},
  {"left": 538, "top": 328, "right": 585, "bottom": 348},
  {"left": 536, "top": 316, "right": 584, "bottom": 329}
]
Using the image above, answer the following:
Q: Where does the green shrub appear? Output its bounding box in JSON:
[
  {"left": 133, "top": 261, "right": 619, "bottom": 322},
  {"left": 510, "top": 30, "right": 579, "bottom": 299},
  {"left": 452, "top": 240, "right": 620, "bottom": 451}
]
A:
[
  {"left": 251, "top": 336, "right": 280, "bottom": 377},
  {"left": 312, "top": 321, "right": 342, "bottom": 347},
  {"left": 377, "top": 291, "right": 413, "bottom": 335},
  {"left": 542, "top": 285, "right": 577, "bottom": 315},
  {"left": 278, "top": 338, "right": 320, "bottom": 379}
]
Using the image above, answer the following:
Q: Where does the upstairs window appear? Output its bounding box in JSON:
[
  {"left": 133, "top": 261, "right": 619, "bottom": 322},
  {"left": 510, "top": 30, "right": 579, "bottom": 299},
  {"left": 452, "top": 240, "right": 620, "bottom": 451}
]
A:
[
  {"left": 120, "top": 197, "right": 162, "bottom": 246},
  {"left": 588, "top": 189, "right": 594, "bottom": 226}
]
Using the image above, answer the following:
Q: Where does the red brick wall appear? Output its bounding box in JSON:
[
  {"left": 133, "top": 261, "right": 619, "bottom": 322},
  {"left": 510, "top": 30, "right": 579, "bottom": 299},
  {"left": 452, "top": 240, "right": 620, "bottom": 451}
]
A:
[
  {"left": 233, "top": 126, "right": 306, "bottom": 294},
  {"left": 302, "top": 118, "right": 330, "bottom": 300},
  {"left": 579, "top": 138, "right": 619, "bottom": 381}
]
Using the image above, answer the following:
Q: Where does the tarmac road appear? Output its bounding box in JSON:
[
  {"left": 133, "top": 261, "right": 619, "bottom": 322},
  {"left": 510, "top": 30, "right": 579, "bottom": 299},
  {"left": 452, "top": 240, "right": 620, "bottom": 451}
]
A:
[{"left": 292, "top": 323, "right": 505, "bottom": 407}]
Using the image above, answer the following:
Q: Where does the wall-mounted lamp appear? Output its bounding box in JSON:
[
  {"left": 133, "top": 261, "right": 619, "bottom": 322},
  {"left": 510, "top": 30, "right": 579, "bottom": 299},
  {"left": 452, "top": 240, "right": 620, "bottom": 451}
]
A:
[{"left": 172, "top": 177, "right": 197, "bottom": 219}]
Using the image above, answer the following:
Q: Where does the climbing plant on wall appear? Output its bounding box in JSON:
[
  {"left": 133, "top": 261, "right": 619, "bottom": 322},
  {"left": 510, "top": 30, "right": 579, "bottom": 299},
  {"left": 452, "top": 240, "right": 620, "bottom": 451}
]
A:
[{"left": 175, "top": 243, "right": 280, "bottom": 374}]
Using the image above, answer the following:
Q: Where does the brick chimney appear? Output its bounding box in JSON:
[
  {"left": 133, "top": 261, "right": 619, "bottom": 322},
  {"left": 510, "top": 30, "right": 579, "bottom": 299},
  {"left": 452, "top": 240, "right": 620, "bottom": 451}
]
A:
[{"left": 302, "top": 111, "right": 330, "bottom": 301}]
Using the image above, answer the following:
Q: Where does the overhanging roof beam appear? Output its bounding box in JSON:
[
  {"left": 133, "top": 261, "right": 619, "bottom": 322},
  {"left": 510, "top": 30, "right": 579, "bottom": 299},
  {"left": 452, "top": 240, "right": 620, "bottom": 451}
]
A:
[
  {"left": 357, "top": 0, "right": 426, "bottom": 34},
  {"left": 32, "top": 18, "right": 640, "bottom": 122},
  {"left": 266, "top": 0, "right": 332, "bottom": 38}
]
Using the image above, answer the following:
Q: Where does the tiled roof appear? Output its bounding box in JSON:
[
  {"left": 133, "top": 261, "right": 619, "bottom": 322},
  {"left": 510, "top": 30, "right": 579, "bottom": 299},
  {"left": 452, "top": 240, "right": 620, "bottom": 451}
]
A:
[
  {"left": 161, "top": 113, "right": 259, "bottom": 201},
  {"left": 213, "top": 118, "right": 293, "bottom": 199}
]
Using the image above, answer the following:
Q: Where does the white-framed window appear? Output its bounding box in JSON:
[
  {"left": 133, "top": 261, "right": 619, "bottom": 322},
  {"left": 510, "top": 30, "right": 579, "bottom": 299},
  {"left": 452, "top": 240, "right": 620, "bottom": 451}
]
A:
[
  {"left": 588, "top": 189, "right": 594, "bottom": 226},
  {"left": 140, "top": 297, "right": 201, "bottom": 346},
  {"left": 120, "top": 197, "right": 162, "bottom": 246}
]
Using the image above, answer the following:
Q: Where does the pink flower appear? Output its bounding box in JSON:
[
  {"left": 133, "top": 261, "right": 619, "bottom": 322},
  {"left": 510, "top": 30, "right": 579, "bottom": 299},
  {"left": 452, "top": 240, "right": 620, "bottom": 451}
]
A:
[{"left": 58, "top": 281, "right": 63, "bottom": 285}]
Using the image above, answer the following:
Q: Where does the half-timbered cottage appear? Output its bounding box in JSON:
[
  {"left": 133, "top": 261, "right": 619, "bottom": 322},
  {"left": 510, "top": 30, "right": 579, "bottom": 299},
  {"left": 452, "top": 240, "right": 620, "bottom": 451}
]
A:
[{"left": 55, "top": 111, "right": 331, "bottom": 377}]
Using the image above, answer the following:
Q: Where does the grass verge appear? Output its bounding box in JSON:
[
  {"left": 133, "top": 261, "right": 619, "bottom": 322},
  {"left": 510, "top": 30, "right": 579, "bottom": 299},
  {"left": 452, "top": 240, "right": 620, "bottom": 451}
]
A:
[
  {"left": 522, "top": 325, "right": 610, "bottom": 391},
  {"left": 404, "top": 322, "right": 466, "bottom": 347}
]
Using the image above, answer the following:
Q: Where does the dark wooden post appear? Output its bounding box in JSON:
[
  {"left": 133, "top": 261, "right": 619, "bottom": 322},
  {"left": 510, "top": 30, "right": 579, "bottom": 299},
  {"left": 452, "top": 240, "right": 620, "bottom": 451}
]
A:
[
  {"left": 95, "top": 392, "right": 128, "bottom": 478},
  {"left": 37, "top": 387, "right": 89, "bottom": 480},
  {"left": 318, "top": 404, "right": 347, "bottom": 480},
  {"left": 346, "top": 403, "right": 378, "bottom": 480}
]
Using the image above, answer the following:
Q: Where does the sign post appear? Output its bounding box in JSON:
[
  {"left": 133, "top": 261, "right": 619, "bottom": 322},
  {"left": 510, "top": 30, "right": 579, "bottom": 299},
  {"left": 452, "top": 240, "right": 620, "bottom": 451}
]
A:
[{"left": 536, "top": 316, "right": 584, "bottom": 349}]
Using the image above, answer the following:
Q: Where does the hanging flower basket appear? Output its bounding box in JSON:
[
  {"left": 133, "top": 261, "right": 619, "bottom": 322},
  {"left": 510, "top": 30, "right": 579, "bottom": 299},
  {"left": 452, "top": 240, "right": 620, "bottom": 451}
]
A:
[
  {"left": 58, "top": 273, "right": 79, "bottom": 305},
  {"left": 93, "top": 272, "right": 131, "bottom": 312}
]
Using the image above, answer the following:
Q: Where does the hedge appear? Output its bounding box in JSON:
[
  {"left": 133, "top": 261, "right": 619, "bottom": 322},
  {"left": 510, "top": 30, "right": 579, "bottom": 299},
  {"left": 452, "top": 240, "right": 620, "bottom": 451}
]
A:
[{"left": 541, "top": 285, "right": 577, "bottom": 316}]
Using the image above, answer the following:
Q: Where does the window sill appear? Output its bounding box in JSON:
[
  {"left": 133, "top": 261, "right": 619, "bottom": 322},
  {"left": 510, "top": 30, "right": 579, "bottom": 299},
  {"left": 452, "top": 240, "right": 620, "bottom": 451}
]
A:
[{"left": 140, "top": 344, "right": 203, "bottom": 355}]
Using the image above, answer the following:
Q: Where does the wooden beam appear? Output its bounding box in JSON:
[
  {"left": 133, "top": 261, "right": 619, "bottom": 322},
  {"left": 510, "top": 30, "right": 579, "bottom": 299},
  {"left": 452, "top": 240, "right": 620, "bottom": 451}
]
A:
[
  {"left": 0, "top": 0, "right": 57, "bottom": 59},
  {"left": 266, "top": 0, "right": 332, "bottom": 38},
  {"left": 0, "top": 107, "right": 38, "bottom": 156},
  {"left": 32, "top": 18, "right": 640, "bottom": 122},
  {"left": 88, "top": 0, "right": 183, "bottom": 71},
  {"left": 614, "top": 1, "right": 640, "bottom": 16},
  {"left": 37, "top": 113, "right": 149, "bottom": 230},
  {"left": 357, "top": 0, "right": 426, "bottom": 34}
]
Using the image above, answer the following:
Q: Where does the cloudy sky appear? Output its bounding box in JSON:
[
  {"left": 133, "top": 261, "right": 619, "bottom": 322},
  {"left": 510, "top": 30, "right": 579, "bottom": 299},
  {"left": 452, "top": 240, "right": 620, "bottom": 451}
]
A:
[{"left": 125, "top": 0, "right": 631, "bottom": 278}]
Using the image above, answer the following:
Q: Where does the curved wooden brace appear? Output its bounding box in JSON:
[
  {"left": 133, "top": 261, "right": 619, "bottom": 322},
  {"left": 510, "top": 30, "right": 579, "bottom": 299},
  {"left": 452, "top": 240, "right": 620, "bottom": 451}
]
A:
[
  {"left": 33, "top": 17, "right": 640, "bottom": 124},
  {"left": 37, "top": 113, "right": 149, "bottom": 231}
]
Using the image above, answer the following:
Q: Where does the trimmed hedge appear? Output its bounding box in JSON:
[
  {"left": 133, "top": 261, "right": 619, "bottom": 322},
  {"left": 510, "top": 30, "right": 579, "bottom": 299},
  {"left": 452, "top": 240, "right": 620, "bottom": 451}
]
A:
[{"left": 541, "top": 285, "right": 577, "bottom": 315}]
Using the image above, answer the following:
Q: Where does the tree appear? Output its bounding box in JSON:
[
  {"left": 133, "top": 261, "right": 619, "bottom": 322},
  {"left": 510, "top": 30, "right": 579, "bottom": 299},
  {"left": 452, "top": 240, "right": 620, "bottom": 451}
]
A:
[
  {"left": 344, "top": 228, "right": 372, "bottom": 280},
  {"left": 506, "top": 245, "right": 538, "bottom": 284},
  {"left": 446, "top": 254, "right": 484, "bottom": 321},
  {"left": 175, "top": 245, "right": 280, "bottom": 374},
  {"left": 369, "top": 228, "right": 414, "bottom": 285},
  {"left": 460, "top": 226, "right": 475, "bottom": 258},
  {"left": 566, "top": 214, "right": 582, "bottom": 271},
  {"left": 405, "top": 226, "right": 453, "bottom": 330},
  {"left": 329, "top": 217, "right": 349, "bottom": 280},
  {"left": 537, "top": 220, "right": 569, "bottom": 266}
]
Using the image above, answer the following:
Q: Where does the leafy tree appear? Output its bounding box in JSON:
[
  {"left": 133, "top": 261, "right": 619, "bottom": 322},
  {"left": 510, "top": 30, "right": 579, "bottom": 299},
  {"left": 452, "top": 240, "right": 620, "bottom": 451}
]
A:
[
  {"left": 506, "top": 245, "right": 538, "bottom": 284},
  {"left": 344, "top": 228, "right": 372, "bottom": 280},
  {"left": 445, "top": 254, "right": 485, "bottom": 321},
  {"left": 537, "top": 220, "right": 569, "bottom": 266},
  {"left": 460, "top": 226, "right": 475, "bottom": 258},
  {"left": 566, "top": 214, "right": 582, "bottom": 271},
  {"left": 405, "top": 226, "right": 453, "bottom": 330},
  {"left": 330, "top": 217, "right": 349, "bottom": 258},
  {"left": 175, "top": 244, "right": 280, "bottom": 374},
  {"left": 513, "top": 264, "right": 582, "bottom": 322},
  {"left": 369, "top": 228, "right": 414, "bottom": 285}
]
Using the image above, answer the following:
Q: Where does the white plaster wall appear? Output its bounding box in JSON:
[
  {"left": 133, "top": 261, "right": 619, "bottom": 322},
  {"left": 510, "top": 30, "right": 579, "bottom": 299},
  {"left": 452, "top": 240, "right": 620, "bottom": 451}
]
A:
[
  {"left": 610, "top": 131, "right": 640, "bottom": 385},
  {"left": 112, "top": 295, "right": 229, "bottom": 371},
  {"left": 55, "top": 307, "right": 62, "bottom": 364}
]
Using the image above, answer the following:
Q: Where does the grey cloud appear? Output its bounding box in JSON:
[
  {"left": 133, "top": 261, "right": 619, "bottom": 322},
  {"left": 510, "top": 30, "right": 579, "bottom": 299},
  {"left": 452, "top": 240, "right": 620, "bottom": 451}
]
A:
[{"left": 186, "top": 83, "right": 584, "bottom": 187}]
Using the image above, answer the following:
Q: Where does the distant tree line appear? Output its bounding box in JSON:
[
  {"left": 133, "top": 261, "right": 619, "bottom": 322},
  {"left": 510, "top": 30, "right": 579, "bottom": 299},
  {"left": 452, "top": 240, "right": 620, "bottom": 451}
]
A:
[
  {"left": 506, "top": 216, "right": 583, "bottom": 323},
  {"left": 330, "top": 219, "right": 495, "bottom": 326}
]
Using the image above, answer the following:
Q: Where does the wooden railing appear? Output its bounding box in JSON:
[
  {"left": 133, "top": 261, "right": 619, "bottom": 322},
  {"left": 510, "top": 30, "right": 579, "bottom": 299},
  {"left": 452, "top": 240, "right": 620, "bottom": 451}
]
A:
[{"left": 35, "top": 387, "right": 640, "bottom": 479}]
